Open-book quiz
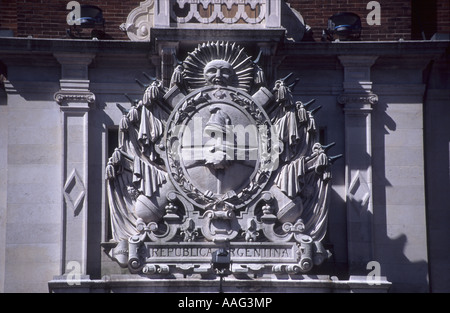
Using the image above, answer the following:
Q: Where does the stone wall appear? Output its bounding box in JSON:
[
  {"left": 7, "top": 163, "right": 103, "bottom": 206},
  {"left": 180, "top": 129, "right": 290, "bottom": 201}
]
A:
[
  {"left": 0, "top": 54, "right": 62, "bottom": 292},
  {"left": 0, "top": 1, "right": 448, "bottom": 295}
]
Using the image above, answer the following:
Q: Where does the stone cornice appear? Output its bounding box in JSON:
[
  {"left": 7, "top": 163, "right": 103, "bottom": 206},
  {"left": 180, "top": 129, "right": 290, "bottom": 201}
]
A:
[
  {"left": 0, "top": 38, "right": 447, "bottom": 57},
  {"left": 0, "top": 38, "right": 153, "bottom": 55}
]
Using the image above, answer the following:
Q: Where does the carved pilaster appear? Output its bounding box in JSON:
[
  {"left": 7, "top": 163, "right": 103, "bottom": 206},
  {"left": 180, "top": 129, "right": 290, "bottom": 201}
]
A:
[
  {"left": 149, "top": 55, "right": 162, "bottom": 80},
  {"left": 257, "top": 43, "right": 282, "bottom": 85},
  {"left": 54, "top": 53, "right": 96, "bottom": 276},
  {"left": 54, "top": 53, "right": 96, "bottom": 107},
  {"left": 159, "top": 43, "right": 178, "bottom": 88},
  {"left": 338, "top": 55, "right": 378, "bottom": 273}
]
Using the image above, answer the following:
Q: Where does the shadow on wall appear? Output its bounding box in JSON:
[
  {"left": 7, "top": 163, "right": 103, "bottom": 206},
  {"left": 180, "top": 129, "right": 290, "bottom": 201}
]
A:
[
  {"left": 312, "top": 90, "right": 430, "bottom": 292},
  {"left": 383, "top": 234, "right": 429, "bottom": 292},
  {"left": 372, "top": 98, "right": 430, "bottom": 293}
]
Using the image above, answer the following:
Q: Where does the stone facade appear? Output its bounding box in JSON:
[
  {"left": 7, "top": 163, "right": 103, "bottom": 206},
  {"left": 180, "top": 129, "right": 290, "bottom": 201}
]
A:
[{"left": 0, "top": 1, "right": 449, "bottom": 293}]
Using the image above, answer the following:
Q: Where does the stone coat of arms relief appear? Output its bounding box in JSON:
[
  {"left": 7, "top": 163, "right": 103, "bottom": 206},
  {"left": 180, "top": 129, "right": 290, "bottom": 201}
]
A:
[{"left": 104, "top": 42, "right": 340, "bottom": 277}]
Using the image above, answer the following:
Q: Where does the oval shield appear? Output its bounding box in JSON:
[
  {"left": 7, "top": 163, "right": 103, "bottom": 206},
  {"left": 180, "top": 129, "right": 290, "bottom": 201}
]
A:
[{"left": 164, "top": 86, "right": 274, "bottom": 210}]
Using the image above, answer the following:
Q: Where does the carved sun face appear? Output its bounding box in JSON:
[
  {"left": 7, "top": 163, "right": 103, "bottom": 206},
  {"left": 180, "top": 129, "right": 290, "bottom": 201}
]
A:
[
  {"left": 183, "top": 42, "right": 254, "bottom": 92},
  {"left": 204, "top": 60, "right": 235, "bottom": 87}
]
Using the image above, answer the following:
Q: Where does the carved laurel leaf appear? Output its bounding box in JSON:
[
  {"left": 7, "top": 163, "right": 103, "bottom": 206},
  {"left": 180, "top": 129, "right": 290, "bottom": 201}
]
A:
[
  {"left": 174, "top": 112, "right": 180, "bottom": 124},
  {"left": 171, "top": 173, "right": 180, "bottom": 182}
]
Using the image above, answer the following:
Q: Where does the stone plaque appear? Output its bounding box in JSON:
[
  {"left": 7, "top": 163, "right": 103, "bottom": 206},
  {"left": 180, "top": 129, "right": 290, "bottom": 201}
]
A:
[{"left": 103, "top": 42, "right": 340, "bottom": 277}]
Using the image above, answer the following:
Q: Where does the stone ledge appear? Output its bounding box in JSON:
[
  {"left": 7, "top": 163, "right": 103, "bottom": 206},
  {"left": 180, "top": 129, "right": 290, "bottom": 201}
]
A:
[
  {"left": 0, "top": 37, "right": 447, "bottom": 57},
  {"left": 48, "top": 274, "right": 391, "bottom": 293},
  {"left": 150, "top": 27, "right": 286, "bottom": 46}
]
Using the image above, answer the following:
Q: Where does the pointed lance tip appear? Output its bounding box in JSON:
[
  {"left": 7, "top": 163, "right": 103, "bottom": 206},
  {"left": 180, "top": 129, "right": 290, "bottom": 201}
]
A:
[
  {"left": 303, "top": 99, "right": 316, "bottom": 108},
  {"left": 116, "top": 103, "right": 129, "bottom": 115},
  {"left": 322, "top": 142, "right": 336, "bottom": 151},
  {"left": 253, "top": 50, "right": 263, "bottom": 65},
  {"left": 124, "top": 94, "right": 138, "bottom": 106},
  {"left": 329, "top": 154, "right": 343, "bottom": 163},
  {"left": 288, "top": 78, "right": 300, "bottom": 90},
  {"left": 280, "top": 72, "right": 294, "bottom": 82},
  {"left": 135, "top": 78, "right": 148, "bottom": 89}
]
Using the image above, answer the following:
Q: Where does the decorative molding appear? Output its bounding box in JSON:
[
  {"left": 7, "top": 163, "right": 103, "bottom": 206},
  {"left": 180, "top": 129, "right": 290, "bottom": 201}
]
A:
[
  {"left": 120, "top": 0, "right": 154, "bottom": 41},
  {"left": 55, "top": 79, "right": 95, "bottom": 105},
  {"left": 54, "top": 90, "right": 95, "bottom": 105},
  {"left": 123, "top": 0, "right": 283, "bottom": 41},
  {"left": 337, "top": 93, "right": 379, "bottom": 106},
  {"left": 63, "top": 168, "right": 86, "bottom": 217},
  {"left": 170, "top": 0, "right": 267, "bottom": 25}
]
